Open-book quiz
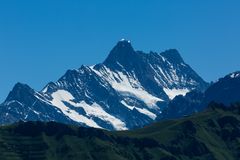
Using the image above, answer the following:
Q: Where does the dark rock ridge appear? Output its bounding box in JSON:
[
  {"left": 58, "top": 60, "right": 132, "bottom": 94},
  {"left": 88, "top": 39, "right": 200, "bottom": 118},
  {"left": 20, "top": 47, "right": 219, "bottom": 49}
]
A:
[{"left": 160, "top": 71, "right": 240, "bottom": 120}]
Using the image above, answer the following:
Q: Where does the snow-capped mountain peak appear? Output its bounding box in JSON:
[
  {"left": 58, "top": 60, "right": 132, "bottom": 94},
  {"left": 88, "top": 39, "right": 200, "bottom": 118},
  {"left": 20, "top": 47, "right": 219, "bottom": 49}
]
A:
[
  {"left": 0, "top": 40, "right": 209, "bottom": 130},
  {"left": 103, "top": 39, "right": 136, "bottom": 69}
]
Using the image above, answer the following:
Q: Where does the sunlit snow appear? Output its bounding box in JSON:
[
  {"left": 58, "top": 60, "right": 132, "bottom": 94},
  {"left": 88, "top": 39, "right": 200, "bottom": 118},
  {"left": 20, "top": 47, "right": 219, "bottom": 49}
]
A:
[
  {"left": 121, "top": 101, "right": 157, "bottom": 120},
  {"left": 163, "top": 88, "right": 189, "bottom": 100},
  {"left": 92, "top": 65, "right": 163, "bottom": 109},
  {"left": 50, "top": 90, "right": 127, "bottom": 130}
]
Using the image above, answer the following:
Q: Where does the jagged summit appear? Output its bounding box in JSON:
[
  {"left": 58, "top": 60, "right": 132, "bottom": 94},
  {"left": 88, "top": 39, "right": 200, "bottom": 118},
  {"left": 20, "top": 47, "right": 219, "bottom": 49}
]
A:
[
  {"left": 160, "top": 49, "right": 184, "bottom": 64},
  {"left": 4, "top": 83, "right": 34, "bottom": 102},
  {"left": 103, "top": 40, "right": 186, "bottom": 70},
  {"left": 119, "top": 38, "right": 131, "bottom": 43},
  {"left": 12, "top": 82, "right": 31, "bottom": 91},
  {"left": 103, "top": 39, "right": 136, "bottom": 68},
  {"left": 112, "top": 38, "right": 133, "bottom": 51}
]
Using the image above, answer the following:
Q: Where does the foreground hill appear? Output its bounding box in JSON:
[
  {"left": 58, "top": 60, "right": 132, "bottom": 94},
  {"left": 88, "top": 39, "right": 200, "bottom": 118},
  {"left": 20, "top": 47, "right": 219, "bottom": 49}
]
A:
[{"left": 0, "top": 102, "right": 239, "bottom": 160}]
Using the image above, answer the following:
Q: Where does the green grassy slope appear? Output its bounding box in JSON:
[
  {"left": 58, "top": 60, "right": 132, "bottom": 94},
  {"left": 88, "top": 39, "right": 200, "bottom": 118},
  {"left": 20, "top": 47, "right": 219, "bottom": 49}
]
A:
[{"left": 0, "top": 102, "right": 240, "bottom": 160}]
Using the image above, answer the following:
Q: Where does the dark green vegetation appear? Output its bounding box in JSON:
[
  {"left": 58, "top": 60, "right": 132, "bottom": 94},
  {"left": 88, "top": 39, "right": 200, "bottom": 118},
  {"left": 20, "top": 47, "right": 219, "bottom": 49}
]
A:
[{"left": 0, "top": 103, "right": 240, "bottom": 160}]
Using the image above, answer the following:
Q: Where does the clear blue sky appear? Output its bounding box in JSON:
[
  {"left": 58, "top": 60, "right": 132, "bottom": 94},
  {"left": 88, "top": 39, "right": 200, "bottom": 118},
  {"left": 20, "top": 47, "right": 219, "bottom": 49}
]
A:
[{"left": 0, "top": 0, "right": 240, "bottom": 101}]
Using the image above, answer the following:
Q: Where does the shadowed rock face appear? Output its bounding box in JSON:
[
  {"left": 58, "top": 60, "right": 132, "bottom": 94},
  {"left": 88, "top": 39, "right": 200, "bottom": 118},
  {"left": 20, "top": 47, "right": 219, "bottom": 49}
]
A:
[
  {"left": 4, "top": 83, "right": 35, "bottom": 103},
  {"left": 0, "top": 40, "right": 208, "bottom": 130},
  {"left": 159, "top": 71, "right": 240, "bottom": 121},
  {"left": 104, "top": 39, "right": 136, "bottom": 69},
  {"left": 204, "top": 71, "right": 240, "bottom": 105},
  {"left": 159, "top": 90, "right": 205, "bottom": 120}
]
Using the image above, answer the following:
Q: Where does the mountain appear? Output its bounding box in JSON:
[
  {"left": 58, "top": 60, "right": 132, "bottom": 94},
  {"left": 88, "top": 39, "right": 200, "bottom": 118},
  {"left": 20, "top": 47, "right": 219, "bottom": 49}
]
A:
[
  {"left": 0, "top": 83, "right": 75, "bottom": 125},
  {"left": 159, "top": 90, "right": 205, "bottom": 120},
  {"left": 0, "top": 103, "right": 240, "bottom": 160},
  {"left": 160, "top": 71, "right": 240, "bottom": 120},
  {"left": 204, "top": 71, "right": 240, "bottom": 105},
  {"left": 0, "top": 39, "right": 208, "bottom": 130}
]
